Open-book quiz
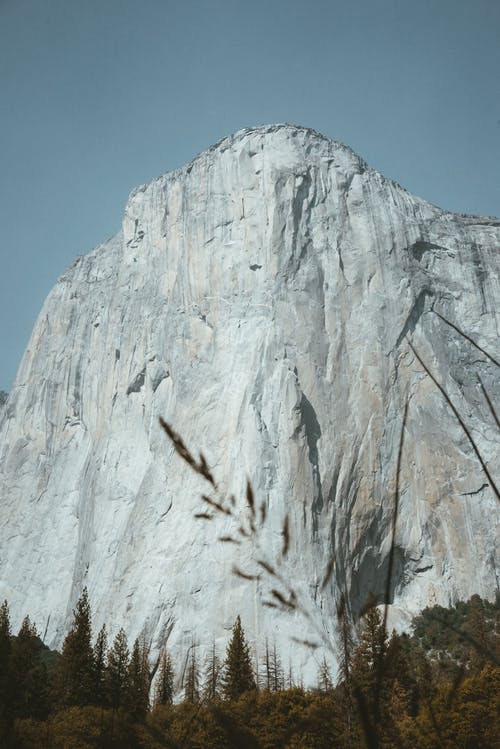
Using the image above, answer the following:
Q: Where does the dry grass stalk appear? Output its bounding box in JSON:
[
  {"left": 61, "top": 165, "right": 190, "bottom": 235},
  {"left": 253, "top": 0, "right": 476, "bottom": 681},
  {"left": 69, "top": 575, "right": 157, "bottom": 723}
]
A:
[
  {"left": 158, "top": 416, "right": 339, "bottom": 658},
  {"left": 281, "top": 514, "right": 290, "bottom": 558},
  {"left": 321, "top": 558, "right": 335, "bottom": 592},
  {"left": 159, "top": 311, "right": 499, "bottom": 747},
  {"left": 478, "top": 375, "right": 500, "bottom": 430},
  {"left": 407, "top": 340, "right": 500, "bottom": 501},
  {"left": 433, "top": 310, "right": 500, "bottom": 369},
  {"left": 159, "top": 417, "right": 217, "bottom": 489}
]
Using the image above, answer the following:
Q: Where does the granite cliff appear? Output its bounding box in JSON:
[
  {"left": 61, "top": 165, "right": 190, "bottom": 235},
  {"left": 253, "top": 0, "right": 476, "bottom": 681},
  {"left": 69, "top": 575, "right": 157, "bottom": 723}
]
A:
[{"left": 0, "top": 125, "right": 498, "bottom": 680}]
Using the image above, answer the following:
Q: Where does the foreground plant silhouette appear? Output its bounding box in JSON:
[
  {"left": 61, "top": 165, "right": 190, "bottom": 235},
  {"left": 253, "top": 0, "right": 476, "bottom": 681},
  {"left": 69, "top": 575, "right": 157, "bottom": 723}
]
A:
[
  {"left": 159, "top": 315, "right": 500, "bottom": 748},
  {"left": 0, "top": 592, "right": 497, "bottom": 747},
  {"left": 159, "top": 417, "right": 334, "bottom": 655},
  {"left": 159, "top": 408, "right": 410, "bottom": 749}
]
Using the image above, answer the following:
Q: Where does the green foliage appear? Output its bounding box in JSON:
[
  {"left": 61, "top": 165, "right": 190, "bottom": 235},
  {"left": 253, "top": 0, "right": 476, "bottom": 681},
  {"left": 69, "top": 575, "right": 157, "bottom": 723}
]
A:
[
  {"left": 384, "top": 631, "right": 420, "bottom": 716},
  {"left": 202, "top": 642, "right": 222, "bottom": 702},
  {"left": 15, "top": 706, "right": 138, "bottom": 749},
  {"left": 261, "top": 640, "right": 285, "bottom": 692},
  {"left": 154, "top": 648, "right": 174, "bottom": 707},
  {"left": 221, "top": 615, "right": 256, "bottom": 700},
  {"left": 92, "top": 623, "right": 108, "bottom": 707},
  {"left": 411, "top": 594, "right": 500, "bottom": 680},
  {"left": 0, "top": 594, "right": 498, "bottom": 748},
  {"left": 402, "top": 665, "right": 500, "bottom": 749},
  {"left": 183, "top": 644, "right": 200, "bottom": 703},
  {"left": 105, "top": 628, "right": 130, "bottom": 710},
  {"left": 316, "top": 655, "right": 334, "bottom": 694},
  {"left": 127, "top": 637, "right": 150, "bottom": 721},
  {"left": 0, "top": 601, "right": 12, "bottom": 741},
  {"left": 11, "top": 616, "right": 50, "bottom": 721},
  {"left": 53, "top": 588, "right": 94, "bottom": 709},
  {"left": 351, "top": 604, "right": 389, "bottom": 727}
]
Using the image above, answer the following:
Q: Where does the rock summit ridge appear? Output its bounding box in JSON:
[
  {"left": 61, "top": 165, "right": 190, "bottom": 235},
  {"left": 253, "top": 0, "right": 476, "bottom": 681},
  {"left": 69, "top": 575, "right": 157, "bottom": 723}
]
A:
[{"left": 0, "top": 126, "right": 498, "bottom": 682}]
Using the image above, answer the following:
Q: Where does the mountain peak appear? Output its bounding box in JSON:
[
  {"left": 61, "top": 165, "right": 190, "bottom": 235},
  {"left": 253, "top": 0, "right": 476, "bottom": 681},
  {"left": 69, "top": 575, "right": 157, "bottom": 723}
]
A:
[{"left": 0, "top": 127, "right": 498, "bottom": 684}]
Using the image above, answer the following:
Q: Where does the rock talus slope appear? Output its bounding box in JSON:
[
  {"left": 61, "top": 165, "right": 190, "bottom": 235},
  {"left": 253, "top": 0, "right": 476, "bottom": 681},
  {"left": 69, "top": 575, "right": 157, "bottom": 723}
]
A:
[{"left": 0, "top": 125, "right": 498, "bottom": 678}]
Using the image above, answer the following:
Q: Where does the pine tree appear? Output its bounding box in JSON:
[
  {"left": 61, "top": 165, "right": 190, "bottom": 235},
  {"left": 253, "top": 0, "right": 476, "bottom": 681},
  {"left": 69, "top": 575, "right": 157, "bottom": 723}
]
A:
[
  {"left": 221, "top": 615, "right": 256, "bottom": 700},
  {"left": 202, "top": 641, "right": 221, "bottom": 702},
  {"left": 154, "top": 647, "right": 174, "bottom": 707},
  {"left": 270, "top": 641, "right": 284, "bottom": 691},
  {"left": 106, "top": 628, "right": 130, "bottom": 710},
  {"left": 465, "top": 594, "right": 490, "bottom": 671},
  {"left": 183, "top": 643, "right": 200, "bottom": 703},
  {"left": 53, "top": 588, "right": 94, "bottom": 708},
  {"left": 317, "top": 655, "right": 334, "bottom": 693},
  {"left": 11, "top": 616, "right": 49, "bottom": 720},
  {"left": 0, "top": 599, "right": 11, "bottom": 663},
  {"left": 337, "top": 593, "right": 355, "bottom": 734},
  {"left": 126, "top": 636, "right": 150, "bottom": 720},
  {"left": 351, "top": 605, "right": 389, "bottom": 729},
  {"left": 261, "top": 638, "right": 272, "bottom": 691},
  {"left": 261, "top": 639, "right": 284, "bottom": 691},
  {"left": 385, "top": 631, "right": 419, "bottom": 716},
  {"left": 93, "top": 623, "right": 108, "bottom": 707},
  {"left": 0, "top": 601, "right": 12, "bottom": 741}
]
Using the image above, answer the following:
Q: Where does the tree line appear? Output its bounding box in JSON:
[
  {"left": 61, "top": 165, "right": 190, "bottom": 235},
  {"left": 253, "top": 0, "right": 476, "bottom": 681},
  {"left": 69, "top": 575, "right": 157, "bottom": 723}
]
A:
[{"left": 0, "top": 592, "right": 498, "bottom": 748}]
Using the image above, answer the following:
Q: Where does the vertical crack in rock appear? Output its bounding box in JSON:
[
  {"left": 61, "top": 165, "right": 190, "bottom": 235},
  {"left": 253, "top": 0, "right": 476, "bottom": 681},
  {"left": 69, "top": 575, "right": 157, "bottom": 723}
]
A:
[
  {"left": 291, "top": 168, "right": 314, "bottom": 273},
  {"left": 298, "top": 393, "right": 323, "bottom": 532},
  {"left": 329, "top": 441, "right": 363, "bottom": 610},
  {"left": 470, "top": 242, "right": 489, "bottom": 313}
]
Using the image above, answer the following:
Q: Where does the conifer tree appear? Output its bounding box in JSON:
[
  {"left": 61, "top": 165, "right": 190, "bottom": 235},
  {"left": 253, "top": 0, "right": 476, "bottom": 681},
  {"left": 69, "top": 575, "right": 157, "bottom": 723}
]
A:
[
  {"left": 106, "top": 628, "right": 130, "bottom": 710},
  {"left": 261, "top": 639, "right": 284, "bottom": 691},
  {"left": 154, "top": 647, "right": 174, "bottom": 707},
  {"left": 183, "top": 643, "right": 200, "bottom": 703},
  {"left": 127, "top": 636, "right": 150, "bottom": 720},
  {"left": 385, "top": 631, "right": 419, "bottom": 716},
  {"left": 465, "top": 594, "right": 490, "bottom": 671},
  {"left": 93, "top": 623, "right": 108, "bottom": 707},
  {"left": 53, "top": 588, "right": 94, "bottom": 708},
  {"left": 270, "top": 641, "right": 284, "bottom": 691},
  {"left": 221, "top": 615, "right": 255, "bottom": 700},
  {"left": 11, "top": 616, "right": 49, "bottom": 720},
  {"left": 337, "top": 593, "right": 355, "bottom": 731},
  {"left": 0, "top": 599, "right": 11, "bottom": 663},
  {"left": 317, "top": 655, "right": 334, "bottom": 693},
  {"left": 261, "top": 638, "right": 272, "bottom": 691},
  {"left": 0, "top": 601, "right": 12, "bottom": 740},
  {"left": 351, "top": 605, "right": 389, "bottom": 727},
  {"left": 202, "top": 641, "right": 221, "bottom": 702}
]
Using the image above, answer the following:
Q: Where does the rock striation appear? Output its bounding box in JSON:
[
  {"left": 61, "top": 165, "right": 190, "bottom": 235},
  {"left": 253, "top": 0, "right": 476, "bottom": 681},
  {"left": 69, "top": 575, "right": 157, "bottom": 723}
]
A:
[{"left": 0, "top": 125, "right": 498, "bottom": 681}]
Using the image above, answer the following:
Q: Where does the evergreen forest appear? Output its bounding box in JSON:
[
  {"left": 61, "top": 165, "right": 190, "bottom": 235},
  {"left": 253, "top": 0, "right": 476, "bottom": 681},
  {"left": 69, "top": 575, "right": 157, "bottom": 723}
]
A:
[{"left": 0, "top": 592, "right": 498, "bottom": 748}]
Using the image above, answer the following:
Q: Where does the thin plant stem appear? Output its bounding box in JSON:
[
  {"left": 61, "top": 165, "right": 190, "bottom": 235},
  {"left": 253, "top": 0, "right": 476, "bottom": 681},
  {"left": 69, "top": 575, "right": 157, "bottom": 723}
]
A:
[{"left": 408, "top": 341, "right": 500, "bottom": 502}]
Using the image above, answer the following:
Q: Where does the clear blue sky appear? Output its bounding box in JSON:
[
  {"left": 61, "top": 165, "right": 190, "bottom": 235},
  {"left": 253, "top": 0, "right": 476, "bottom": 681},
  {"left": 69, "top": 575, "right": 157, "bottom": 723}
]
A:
[{"left": 1, "top": 0, "right": 499, "bottom": 391}]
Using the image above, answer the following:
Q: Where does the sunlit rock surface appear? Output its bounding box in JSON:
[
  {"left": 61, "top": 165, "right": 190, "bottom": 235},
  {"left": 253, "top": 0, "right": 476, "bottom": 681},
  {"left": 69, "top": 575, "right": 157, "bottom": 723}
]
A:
[{"left": 0, "top": 125, "right": 498, "bottom": 681}]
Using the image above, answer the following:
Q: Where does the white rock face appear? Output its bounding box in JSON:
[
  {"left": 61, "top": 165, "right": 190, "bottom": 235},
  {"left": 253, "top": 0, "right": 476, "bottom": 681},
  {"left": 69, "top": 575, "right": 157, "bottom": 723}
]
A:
[{"left": 0, "top": 125, "right": 498, "bottom": 681}]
